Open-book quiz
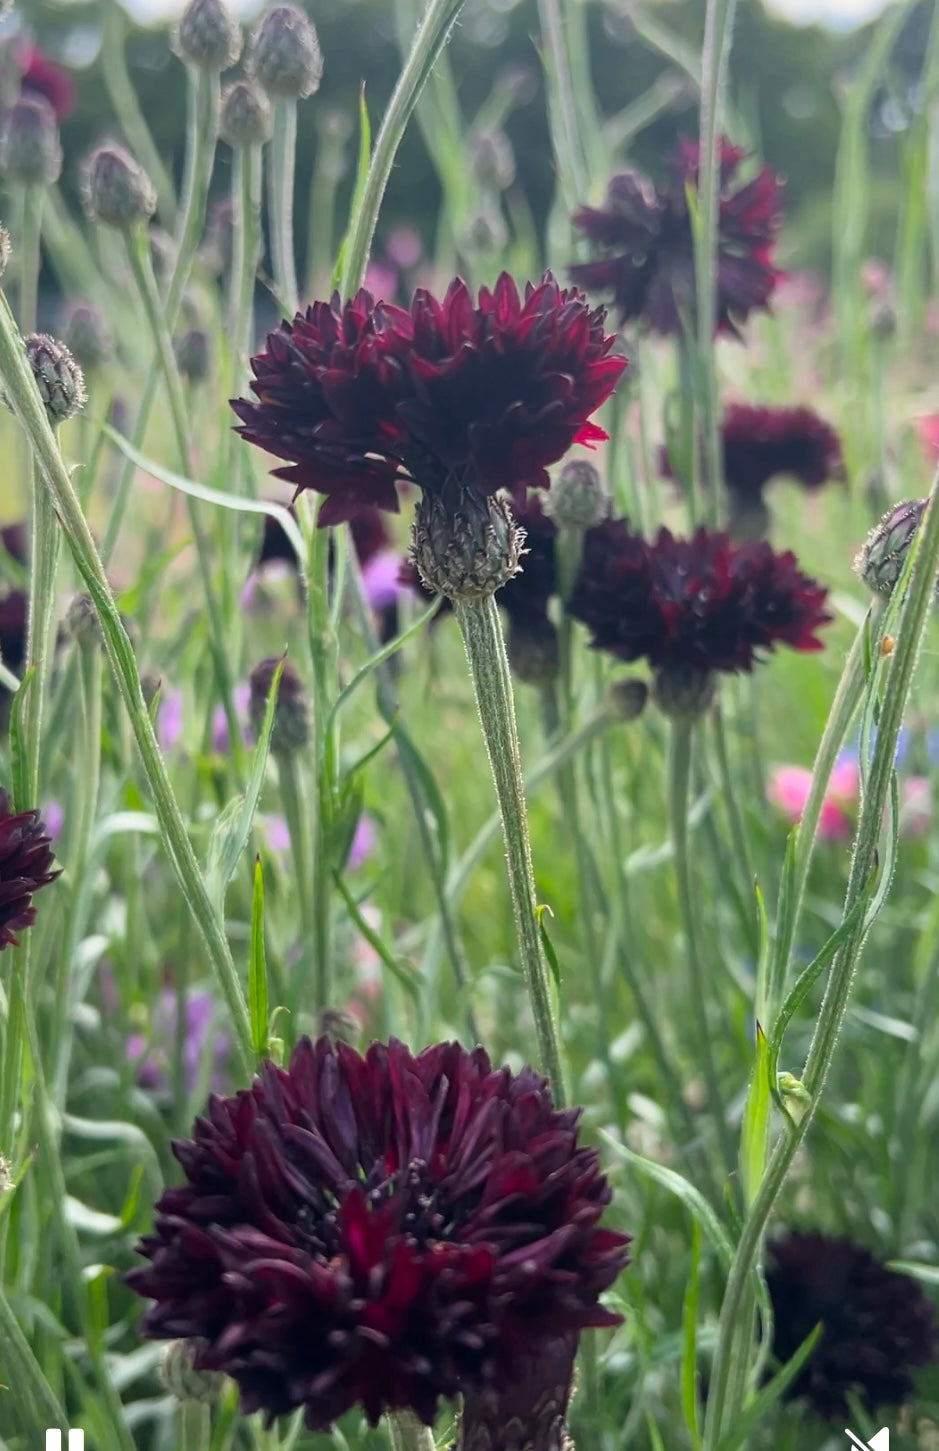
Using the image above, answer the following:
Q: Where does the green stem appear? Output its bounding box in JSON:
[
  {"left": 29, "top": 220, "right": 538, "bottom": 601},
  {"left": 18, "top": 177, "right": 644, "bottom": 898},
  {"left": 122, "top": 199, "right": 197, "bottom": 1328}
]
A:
[
  {"left": 454, "top": 594, "right": 566, "bottom": 1103},
  {"left": 667, "top": 718, "right": 734, "bottom": 1177},
  {"left": 386, "top": 1410, "right": 436, "bottom": 1451},
  {"left": 0, "top": 286, "right": 253, "bottom": 1075},
  {"left": 18, "top": 185, "right": 42, "bottom": 332},
  {"left": 702, "top": 469, "right": 939, "bottom": 1448},
  {"left": 181, "top": 1399, "right": 211, "bottom": 1451},
  {"left": 269, "top": 97, "right": 299, "bottom": 314},
  {"left": 230, "top": 144, "right": 264, "bottom": 380},
  {"left": 339, "top": 0, "right": 467, "bottom": 295},
  {"left": 276, "top": 750, "right": 320, "bottom": 1012},
  {"left": 537, "top": 0, "right": 590, "bottom": 212},
  {"left": 0, "top": 1284, "right": 67, "bottom": 1431},
  {"left": 101, "top": 7, "right": 177, "bottom": 229}
]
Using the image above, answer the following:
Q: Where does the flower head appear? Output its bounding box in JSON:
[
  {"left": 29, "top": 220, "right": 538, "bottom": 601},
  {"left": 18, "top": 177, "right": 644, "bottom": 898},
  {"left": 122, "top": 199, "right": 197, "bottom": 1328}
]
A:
[
  {"left": 128, "top": 1036, "right": 629, "bottom": 1431},
  {"left": 570, "top": 524, "right": 830, "bottom": 675},
  {"left": 766, "top": 1230, "right": 937, "bottom": 1419},
  {"left": 720, "top": 403, "right": 845, "bottom": 504},
  {"left": 571, "top": 139, "right": 783, "bottom": 335},
  {"left": 233, "top": 273, "right": 625, "bottom": 527},
  {"left": 768, "top": 758, "right": 858, "bottom": 842},
  {"left": 0, "top": 789, "right": 59, "bottom": 949}
]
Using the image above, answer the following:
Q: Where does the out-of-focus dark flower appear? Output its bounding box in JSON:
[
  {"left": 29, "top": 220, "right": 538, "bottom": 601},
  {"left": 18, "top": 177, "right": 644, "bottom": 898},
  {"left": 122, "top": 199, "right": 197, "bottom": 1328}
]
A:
[
  {"left": 572, "top": 139, "right": 783, "bottom": 335},
  {"left": 127, "top": 988, "right": 230, "bottom": 1098},
  {"left": 174, "top": 328, "right": 212, "bottom": 385},
  {"left": 128, "top": 1036, "right": 629, "bottom": 1432},
  {"left": 19, "top": 44, "right": 77, "bottom": 120},
  {"left": 233, "top": 273, "right": 625, "bottom": 527},
  {"left": 0, "top": 94, "right": 61, "bottom": 188},
  {"left": 248, "top": 656, "right": 310, "bottom": 754},
  {"left": 766, "top": 1230, "right": 937, "bottom": 1420},
  {"left": 720, "top": 403, "right": 844, "bottom": 502},
  {"left": 570, "top": 523, "right": 830, "bottom": 675},
  {"left": 0, "top": 788, "right": 59, "bottom": 949},
  {"left": 61, "top": 301, "right": 113, "bottom": 373}
]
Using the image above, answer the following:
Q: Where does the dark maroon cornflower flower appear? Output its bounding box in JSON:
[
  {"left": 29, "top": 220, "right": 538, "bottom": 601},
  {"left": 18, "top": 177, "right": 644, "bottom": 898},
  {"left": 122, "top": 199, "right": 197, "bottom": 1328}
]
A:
[
  {"left": 721, "top": 403, "right": 845, "bottom": 503},
  {"left": 569, "top": 524, "right": 830, "bottom": 675},
  {"left": 232, "top": 273, "right": 626, "bottom": 527},
  {"left": 571, "top": 138, "right": 783, "bottom": 336},
  {"left": 128, "top": 1036, "right": 629, "bottom": 1432},
  {"left": 0, "top": 789, "right": 59, "bottom": 949},
  {"left": 766, "top": 1230, "right": 936, "bottom": 1420}
]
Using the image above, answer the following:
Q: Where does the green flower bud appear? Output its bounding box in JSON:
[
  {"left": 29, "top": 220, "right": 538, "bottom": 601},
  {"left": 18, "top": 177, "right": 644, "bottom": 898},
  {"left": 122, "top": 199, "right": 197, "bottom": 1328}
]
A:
[
  {"left": 854, "top": 498, "right": 928, "bottom": 598},
  {"left": 0, "top": 95, "right": 61, "bottom": 187},
  {"left": 248, "top": 4, "right": 323, "bottom": 98},
  {"left": 777, "top": 1071, "right": 812, "bottom": 1125},
  {"left": 545, "top": 459, "right": 608, "bottom": 531},
  {"left": 506, "top": 612, "right": 560, "bottom": 686},
  {"left": 65, "top": 593, "right": 103, "bottom": 650},
  {"left": 82, "top": 144, "right": 156, "bottom": 230},
  {"left": 173, "top": 0, "right": 242, "bottom": 70},
  {"left": 24, "top": 333, "right": 86, "bottom": 423},
  {"left": 220, "top": 79, "right": 273, "bottom": 148},
  {"left": 412, "top": 493, "right": 524, "bottom": 602},
  {"left": 62, "top": 301, "right": 113, "bottom": 373},
  {"left": 174, "top": 327, "right": 211, "bottom": 384}
]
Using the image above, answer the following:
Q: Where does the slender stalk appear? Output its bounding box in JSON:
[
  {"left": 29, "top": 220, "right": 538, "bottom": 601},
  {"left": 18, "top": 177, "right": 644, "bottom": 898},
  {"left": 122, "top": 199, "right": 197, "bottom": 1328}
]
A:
[
  {"left": 667, "top": 719, "right": 734, "bottom": 1176},
  {"left": 0, "top": 1285, "right": 67, "bottom": 1430},
  {"left": 230, "top": 144, "right": 264, "bottom": 380},
  {"left": 537, "top": 0, "right": 590, "bottom": 213},
  {"left": 454, "top": 594, "right": 566, "bottom": 1103},
  {"left": 339, "top": 0, "right": 466, "bottom": 295},
  {"left": 101, "top": 7, "right": 177, "bottom": 228},
  {"left": 0, "top": 286, "right": 253, "bottom": 1074},
  {"left": 269, "top": 97, "right": 299, "bottom": 313},
  {"left": 180, "top": 1400, "right": 211, "bottom": 1451},
  {"left": 702, "top": 470, "right": 939, "bottom": 1448},
  {"left": 387, "top": 1410, "right": 436, "bottom": 1451},
  {"left": 693, "top": 0, "right": 738, "bottom": 517},
  {"left": 276, "top": 750, "right": 321, "bottom": 1011}
]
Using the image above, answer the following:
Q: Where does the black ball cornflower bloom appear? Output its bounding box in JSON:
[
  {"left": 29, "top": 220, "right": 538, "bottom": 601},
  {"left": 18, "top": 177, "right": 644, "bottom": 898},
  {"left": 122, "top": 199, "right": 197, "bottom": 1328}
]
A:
[
  {"left": 0, "top": 788, "right": 59, "bottom": 949},
  {"left": 233, "top": 274, "right": 625, "bottom": 529},
  {"left": 766, "top": 1230, "right": 937, "bottom": 1420},
  {"left": 248, "top": 656, "right": 310, "bottom": 754},
  {"left": 569, "top": 523, "right": 830, "bottom": 677},
  {"left": 127, "top": 1036, "right": 630, "bottom": 1433},
  {"left": 571, "top": 138, "right": 783, "bottom": 336},
  {"left": 721, "top": 403, "right": 845, "bottom": 503}
]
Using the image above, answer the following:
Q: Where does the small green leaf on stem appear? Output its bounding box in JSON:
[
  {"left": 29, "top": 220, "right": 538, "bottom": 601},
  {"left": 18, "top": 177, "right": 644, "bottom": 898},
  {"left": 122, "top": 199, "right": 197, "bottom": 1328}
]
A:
[{"left": 250, "top": 856, "right": 270, "bottom": 1062}]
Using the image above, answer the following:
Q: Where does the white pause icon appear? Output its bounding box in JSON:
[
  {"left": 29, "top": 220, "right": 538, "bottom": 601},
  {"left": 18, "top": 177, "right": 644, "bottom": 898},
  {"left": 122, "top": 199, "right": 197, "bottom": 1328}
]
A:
[
  {"left": 845, "top": 1430, "right": 889, "bottom": 1451},
  {"left": 45, "top": 1434, "right": 84, "bottom": 1450}
]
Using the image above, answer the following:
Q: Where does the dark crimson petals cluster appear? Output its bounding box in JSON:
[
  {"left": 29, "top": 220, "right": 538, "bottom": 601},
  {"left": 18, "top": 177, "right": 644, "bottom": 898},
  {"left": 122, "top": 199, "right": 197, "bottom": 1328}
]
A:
[
  {"left": 766, "top": 1231, "right": 937, "bottom": 1419},
  {"left": 232, "top": 273, "right": 626, "bottom": 525},
  {"left": 571, "top": 139, "right": 783, "bottom": 335},
  {"left": 722, "top": 403, "right": 845, "bottom": 502},
  {"left": 128, "top": 1036, "right": 629, "bottom": 1431},
  {"left": 570, "top": 523, "right": 830, "bottom": 674},
  {"left": 0, "top": 788, "right": 59, "bottom": 949}
]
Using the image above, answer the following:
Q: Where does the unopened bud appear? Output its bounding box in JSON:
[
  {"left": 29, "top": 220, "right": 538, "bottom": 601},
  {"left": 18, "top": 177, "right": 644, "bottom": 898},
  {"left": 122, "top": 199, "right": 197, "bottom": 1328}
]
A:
[
  {"left": 62, "top": 302, "right": 112, "bottom": 372},
  {"left": 462, "top": 209, "right": 508, "bottom": 256},
  {"left": 159, "top": 1340, "right": 224, "bottom": 1404},
  {"left": 652, "top": 665, "right": 717, "bottom": 720},
  {"left": 82, "top": 144, "right": 156, "bottom": 230},
  {"left": 173, "top": 0, "right": 242, "bottom": 70},
  {"left": 727, "top": 495, "right": 770, "bottom": 542},
  {"left": 545, "top": 460, "right": 608, "bottom": 531},
  {"left": 777, "top": 1071, "right": 812, "bottom": 1125},
  {"left": 854, "top": 498, "right": 928, "bottom": 598},
  {"left": 506, "top": 611, "right": 559, "bottom": 686},
  {"left": 249, "top": 656, "right": 311, "bottom": 753},
  {"left": 606, "top": 677, "right": 649, "bottom": 721},
  {"left": 0, "top": 95, "right": 61, "bottom": 187},
  {"left": 412, "top": 493, "right": 523, "bottom": 602},
  {"left": 248, "top": 5, "right": 323, "bottom": 98},
  {"left": 65, "top": 593, "right": 103, "bottom": 649},
  {"left": 24, "top": 333, "right": 86, "bottom": 423},
  {"left": 468, "top": 128, "right": 515, "bottom": 191},
  {"left": 174, "top": 327, "right": 211, "bottom": 384},
  {"left": 220, "top": 79, "right": 272, "bottom": 148}
]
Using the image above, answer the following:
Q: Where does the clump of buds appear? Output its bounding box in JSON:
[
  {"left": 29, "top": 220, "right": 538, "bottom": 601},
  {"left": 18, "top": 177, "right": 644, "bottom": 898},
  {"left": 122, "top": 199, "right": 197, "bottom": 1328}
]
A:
[
  {"left": 173, "top": 0, "right": 242, "bottom": 70},
  {"left": 249, "top": 656, "right": 311, "bottom": 754},
  {"left": 220, "top": 79, "right": 273, "bottom": 148},
  {"left": 247, "top": 4, "right": 323, "bottom": 98},
  {"left": 82, "top": 144, "right": 156, "bottom": 230},
  {"left": 0, "top": 96, "right": 61, "bottom": 188},
  {"left": 24, "top": 334, "right": 86, "bottom": 423}
]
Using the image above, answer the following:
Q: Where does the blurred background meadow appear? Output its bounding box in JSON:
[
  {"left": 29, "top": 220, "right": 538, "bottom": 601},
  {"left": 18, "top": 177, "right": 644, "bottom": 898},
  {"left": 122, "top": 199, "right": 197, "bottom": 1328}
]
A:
[{"left": 2, "top": 0, "right": 939, "bottom": 1448}]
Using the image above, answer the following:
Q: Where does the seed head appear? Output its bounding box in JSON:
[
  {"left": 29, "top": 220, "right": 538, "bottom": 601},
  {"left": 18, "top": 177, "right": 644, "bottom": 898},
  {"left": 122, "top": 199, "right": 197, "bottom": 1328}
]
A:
[
  {"left": 173, "top": 0, "right": 242, "bottom": 70},
  {"left": 412, "top": 493, "right": 524, "bottom": 603},
  {"left": 220, "top": 79, "right": 272, "bottom": 148},
  {"left": 652, "top": 665, "right": 717, "bottom": 720},
  {"left": 174, "top": 327, "right": 211, "bottom": 385},
  {"left": 0, "top": 95, "right": 61, "bottom": 187},
  {"left": 247, "top": 4, "right": 323, "bottom": 98},
  {"left": 65, "top": 593, "right": 103, "bottom": 650},
  {"left": 61, "top": 301, "right": 112, "bottom": 372},
  {"left": 24, "top": 334, "right": 86, "bottom": 423},
  {"left": 82, "top": 144, "right": 156, "bottom": 230},
  {"left": 545, "top": 459, "right": 608, "bottom": 531},
  {"left": 855, "top": 498, "right": 929, "bottom": 598},
  {"left": 248, "top": 656, "right": 311, "bottom": 754}
]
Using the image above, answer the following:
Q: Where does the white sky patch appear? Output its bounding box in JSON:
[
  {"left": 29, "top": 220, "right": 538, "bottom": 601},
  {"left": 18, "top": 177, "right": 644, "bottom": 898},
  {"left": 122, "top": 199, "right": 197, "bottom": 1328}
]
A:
[{"left": 765, "top": 0, "right": 889, "bottom": 26}]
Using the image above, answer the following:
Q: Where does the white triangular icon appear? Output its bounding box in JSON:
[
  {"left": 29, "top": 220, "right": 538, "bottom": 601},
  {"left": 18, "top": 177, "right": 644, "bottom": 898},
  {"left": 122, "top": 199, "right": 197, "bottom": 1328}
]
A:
[{"left": 845, "top": 1429, "right": 889, "bottom": 1451}]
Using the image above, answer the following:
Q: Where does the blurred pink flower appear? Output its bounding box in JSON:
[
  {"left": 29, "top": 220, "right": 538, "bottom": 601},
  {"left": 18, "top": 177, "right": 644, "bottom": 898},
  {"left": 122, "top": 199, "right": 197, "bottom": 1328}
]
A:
[
  {"left": 157, "top": 688, "right": 184, "bottom": 753},
  {"left": 860, "top": 258, "right": 890, "bottom": 297},
  {"left": 385, "top": 225, "right": 423, "bottom": 269},
  {"left": 347, "top": 813, "right": 376, "bottom": 870},
  {"left": 363, "top": 260, "right": 398, "bottom": 302},
  {"left": 917, "top": 415, "right": 939, "bottom": 465},
  {"left": 768, "top": 759, "right": 858, "bottom": 842},
  {"left": 42, "top": 799, "right": 64, "bottom": 842},
  {"left": 362, "top": 549, "right": 403, "bottom": 613},
  {"left": 900, "top": 775, "right": 931, "bottom": 838}
]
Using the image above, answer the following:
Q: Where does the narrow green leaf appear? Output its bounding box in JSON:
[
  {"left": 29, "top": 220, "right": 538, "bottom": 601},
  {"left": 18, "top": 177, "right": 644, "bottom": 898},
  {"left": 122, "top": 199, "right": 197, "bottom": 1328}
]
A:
[
  {"left": 536, "top": 904, "right": 562, "bottom": 990},
  {"left": 600, "top": 1131, "right": 734, "bottom": 1269},
  {"left": 387, "top": 716, "right": 450, "bottom": 872},
  {"left": 713, "top": 1324, "right": 821, "bottom": 1451},
  {"left": 680, "top": 1221, "right": 702, "bottom": 1448},
  {"left": 206, "top": 658, "right": 282, "bottom": 910},
  {"left": 740, "top": 1024, "right": 772, "bottom": 1209},
  {"left": 332, "top": 86, "right": 372, "bottom": 290},
  {"left": 887, "top": 1259, "right": 939, "bottom": 1286},
  {"left": 333, "top": 871, "right": 422, "bottom": 1011},
  {"left": 250, "top": 856, "right": 270, "bottom": 1063},
  {"left": 326, "top": 596, "right": 441, "bottom": 734},
  {"left": 9, "top": 665, "right": 33, "bottom": 810}
]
